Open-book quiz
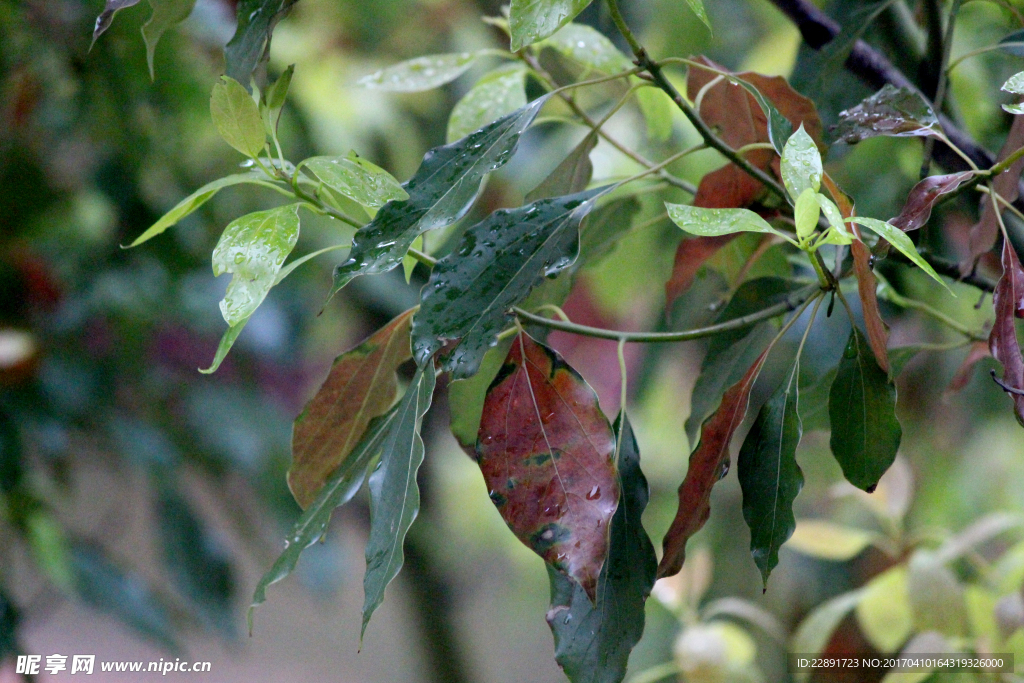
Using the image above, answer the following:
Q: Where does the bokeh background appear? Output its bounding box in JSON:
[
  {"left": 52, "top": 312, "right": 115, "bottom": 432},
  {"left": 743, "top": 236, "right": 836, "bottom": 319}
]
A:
[{"left": 3, "top": 0, "right": 1024, "bottom": 681}]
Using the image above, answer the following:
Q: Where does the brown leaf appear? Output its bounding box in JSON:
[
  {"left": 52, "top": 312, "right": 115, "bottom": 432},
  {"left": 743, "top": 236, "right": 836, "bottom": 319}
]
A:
[
  {"left": 664, "top": 234, "right": 737, "bottom": 313},
  {"left": 891, "top": 172, "right": 977, "bottom": 233},
  {"left": 946, "top": 341, "right": 991, "bottom": 394},
  {"left": 989, "top": 240, "right": 1024, "bottom": 425},
  {"left": 658, "top": 347, "right": 772, "bottom": 578},
  {"left": 477, "top": 332, "right": 619, "bottom": 600},
  {"left": 687, "top": 56, "right": 824, "bottom": 209},
  {"left": 288, "top": 308, "right": 414, "bottom": 508},
  {"left": 962, "top": 116, "right": 1024, "bottom": 276}
]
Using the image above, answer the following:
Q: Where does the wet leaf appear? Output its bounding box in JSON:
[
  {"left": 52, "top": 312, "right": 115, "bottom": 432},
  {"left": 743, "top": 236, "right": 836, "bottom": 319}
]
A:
[
  {"left": 212, "top": 203, "right": 300, "bottom": 327},
  {"left": 509, "top": 0, "right": 593, "bottom": 52},
  {"left": 787, "top": 520, "right": 877, "bottom": 560},
  {"left": 663, "top": 235, "right": 737, "bottom": 313},
  {"left": 852, "top": 239, "right": 890, "bottom": 374},
  {"left": 447, "top": 64, "right": 528, "bottom": 143},
  {"left": 362, "top": 366, "right": 435, "bottom": 636},
  {"left": 848, "top": 216, "right": 951, "bottom": 292},
  {"left": 738, "top": 375, "right": 803, "bottom": 588},
  {"left": 834, "top": 85, "right": 941, "bottom": 143},
  {"left": 476, "top": 333, "right": 618, "bottom": 599},
  {"left": 199, "top": 318, "right": 248, "bottom": 375},
  {"left": 989, "top": 239, "right": 1024, "bottom": 424},
  {"left": 289, "top": 309, "right": 414, "bottom": 508},
  {"left": 249, "top": 409, "right": 395, "bottom": 632},
  {"left": 542, "top": 23, "right": 632, "bottom": 74},
  {"left": 855, "top": 566, "right": 912, "bottom": 653},
  {"left": 947, "top": 341, "right": 990, "bottom": 394},
  {"left": 210, "top": 76, "right": 266, "bottom": 158},
  {"left": 829, "top": 326, "right": 902, "bottom": 492},
  {"left": 1005, "top": 72, "right": 1024, "bottom": 95},
  {"left": 224, "top": 0, "right": 298, "bottom": 90},
  {"left": 92, "top": 0, "right": 142, "bottom": 45},
  {"left": 659, "top": 346, "right": 774, "bottom": 578},
  {"left": 331, "top": 97, "right": 547, "bottom": 295},
  {"left": 963, "top": 116, "right": 1024, "bottom": 276},
  {"left": 157, "top": 483, "right": 234, "bottom": 636},
  {"left": 412, "top": 187, "right": 605, "bottom": 379},
  {"left": 526, "top": 132, "right": 596, "bottom": 202},
  {"left": 304, "top": 152, "right": 408, "bottom": 210},
  {"left": 546, "top": 413, "right": 657, "bottom": 683},
  {"left": 791, "top": 590, "right": 862, "bottom": 682},
  {"left": 72, "top": 544, "right": 179, "bottom": 652},
  {"left": 141, "top": 0, "right": 197, "bottom": 78},
  {"left": 890, "top": 171, "right": 976, "bottom": 233},
  {"left": 666, "top": 204, "right": 791, "bottom": 240},
  {"left": 907, "top": 550, "right": 967, "bottom": 637},
  {"left": 683, "top": 0, "right": 712, "bottom": 32},
  {"left": 128, "top": 170, "right": 270, "bottom": 247},
  {"left": 793, "top": 188, "right": 820, "bottom": 240},
  {"left": 359, "top": 53, "right": 477, "bottom": 91},
  {"left": 781, "top": 125, "right": 822, "bottom": 202}
]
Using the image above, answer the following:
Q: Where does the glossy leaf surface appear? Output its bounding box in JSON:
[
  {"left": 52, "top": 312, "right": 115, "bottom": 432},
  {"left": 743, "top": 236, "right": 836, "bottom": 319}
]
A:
[
  {"left": 546, "top": 414, "right": 657, "bottom": 683},
  {"left": 738, "top": 377, "right": 803, "bottom": 588},
  {"left": 834, "top": 85, "right": 941, "bottom": 143},
  {"left": 476, "top": 333, "right": 618, "bottom": 599},
  {"left": 890, "top": 171, "right": 976, "bottom": 233},
  {"left": 829, "top": 327, "right": 902, "bottom": 492},
  {"left": 666, "top": 204, "right": 788, "bottom": 239},
  {"left": 225, "top": 0, "right": 298, "bottom": 89},
  {"left": 362, "top": 366, "right": 436, "bottom": 636},
  {"left": 509, "top": 0, "right": 593, "bottom": 52},
  {"left": 989, "top": 240, "right": 1024, "bottom": 424},
  {"left": 304, "top": 152, "right": 407, "bottom": 209},
  {"left": 781, "top": 125, "right": 822, "bottom": 202},
  {"left": 289, "top": 309, "right": 414, "bottom": 508},
  {"left": 659, "top": 346, "right": 773, "bottom": 578},
  {"left": 210, "top": 76, "right": 266, "bottom": 158},
  {"left": 526, "top": 132, "right": 596, "bottom": 202},
  {"left": 199, "top": 319, "right": 248, "bottom": 375},
  {"left": 250, "top": 408, "right": 396, "bottom": 631},
  {"left": 332, "top": 97, "right": 547, "bottom": 295},
  {"left": 141, "top": 0, "right": 196, "bottom": 78},
  {"left": 413, "top": 187, "right": 604, "bottom": 379},
  {"left": 848, "top": 216, "right": 951, "bottom": 291},
  {"left": 542, "top": 24, "right": 632, "bottom": 74},
  {"left": 212, "top": 203, "right": 300, "bottom": 326},
  {"left": 447, "top": 64, "right": 528, "bottom": 143},
  {"left": 92, "top": 0, "right": 142, "bottom": 43},
  {"left": 359, "top": 53, "right": 477, "bottom": 91}
]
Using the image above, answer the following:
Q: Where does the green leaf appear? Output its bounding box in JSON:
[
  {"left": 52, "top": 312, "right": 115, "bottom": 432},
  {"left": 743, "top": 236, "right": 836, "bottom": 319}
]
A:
[
  {"left": 128, "top": 170, "right": 270, "bottom": 247},
  {"left": 26, "top": 512, "right": 74, "bottom": 592},
  {"left": 212, "top": 203, "right": 300, "bottom": 327},
  {"left": 525, "top": 132, "right": 596, "bottom": 202},
  {"left": 636, "top": 87, "right": 674, "bottom": 142},
  {"left": 577, "top": 196, "right": 642, "bottom": 268},
  {"left": 412, "top": 186, "right": 605, "bottom": 379},
  {"left": 683, "top": 0, "right": 712, "bottom": 32},
  {"left": 855, "top": 566, "right": 912, "bottom": 653},
  {"left": 1004, "top": 72, "right": 1024, "bottom": 95},
  {"left": 780, "top": 124, "right": 822, "bottom": 202},
  {"left": 729, "top": 75, "right": 793, "bottom": 155},
  {"left": 794, "top": 187, "right": 819, "bottom": 240},
  {"left": 403, "top": 235, "right": 423, "bottom": 283},
  {"left": 362, "top": 365, "right": 435, "bottom": 637},
  {"left": 0, "top": 589, "right": 17, "bottom": 662},
  {"left": 666, "top": 204, "right": 790, "bottom": 241},
  {"left": 304, "top": 152, "right": 408, "bottom": 210},
  {"left": 546, "top": 413, "right": 657, "bottom": 683},
  {"left": 358, "top": 53, "right": 478, "bottom": 92},
  {"left": 224, "top": 0, "right": 298, "bottom": 90},
  {"left": 1005, "top": 103, "right": 1024, "bottom": 116},
  {"left": 447, "top": 64, "right": 528, "bottom": 143},
  {"left": 140, "top": 0, "right": 197, "bottom": 79},
  {"left": 447, "top": 337, "right": 514, "bottom": 449},
  {"left": 199, "top": 318, "right": 248, "bottom": 374},
  {"left": 542, "top": 23, "right": 633, "bottom": 74},
  {"left": 829, "top": 326, "right": 902, "bottom": 492},
  {"left": 787, "top": 520, "right": 877, "bottom": 560},
  {"left": 265, "top": 64, "right": 294, "bottom": 109},
  {"left": 249, "top": 409, "right": 396, "bottom": 632},
  {"left": 847, "top": 216, "right": 952, "bottom": 292},
  {"left": 331, "top": 97, "right": 547, "bottom": 295},
  {"left": 91, "top": 0, "right": 143, "bottom": 46},
  {"left": 210, "top": 76, "right": 267, "bottom": 158},
  {"left": 791, "top": 590, "right": 862, "bottom": 682},
  {"left": 509, "top": 0, "right": 593, "bottom": 51},
  {"left": 738, "top": 376, "right": 803, "bottom": 588},
  {"left": 156, "top": 483, "right": 234, "bottom": 636},
  {"left": 72, "top": 544, "right": 180, "bottom": 652}
]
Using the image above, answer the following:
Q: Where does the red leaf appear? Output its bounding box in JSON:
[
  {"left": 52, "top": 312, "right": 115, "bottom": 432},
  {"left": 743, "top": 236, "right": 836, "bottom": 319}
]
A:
[
  {"left": 664, "top": 234, "right": 737, "bottom": 313},
  {"left": 962, "top": 117, "right": 1024, "bottom": 276},
  {"left": 657, "top": 347, "right": 772, "bottom": 578},
  {"left": 477, "top": 332, "right": 619, "bottom": 599},
  {"left": 891, "top": 172, "right": 977, "bottom": 233},
  {"left": 946, "top": 341, "right": 991, "bottom": 394},
  {"left": 989, "top": 239, "right": 1024, "bottom": 424},
  {"left": 687, "top": 57, "right": 824, "bottom": 210}
]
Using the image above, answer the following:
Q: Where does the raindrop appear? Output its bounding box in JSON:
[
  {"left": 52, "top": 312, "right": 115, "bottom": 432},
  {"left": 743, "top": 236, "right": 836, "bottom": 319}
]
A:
[{"left": 585, "top": 486, "right": 601, "bottom": 501}]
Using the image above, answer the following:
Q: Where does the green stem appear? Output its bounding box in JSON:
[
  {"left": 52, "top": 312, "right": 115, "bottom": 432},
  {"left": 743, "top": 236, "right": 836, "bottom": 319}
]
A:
[
  {"left": 407, "top": 246, "right": 438, "bottom": 268},
  {"left": 514, "top": 284, "right": 821, "bottom": 342},
  {"left": 977, "top": 184, "right": 1024, "bottom": 224}
]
